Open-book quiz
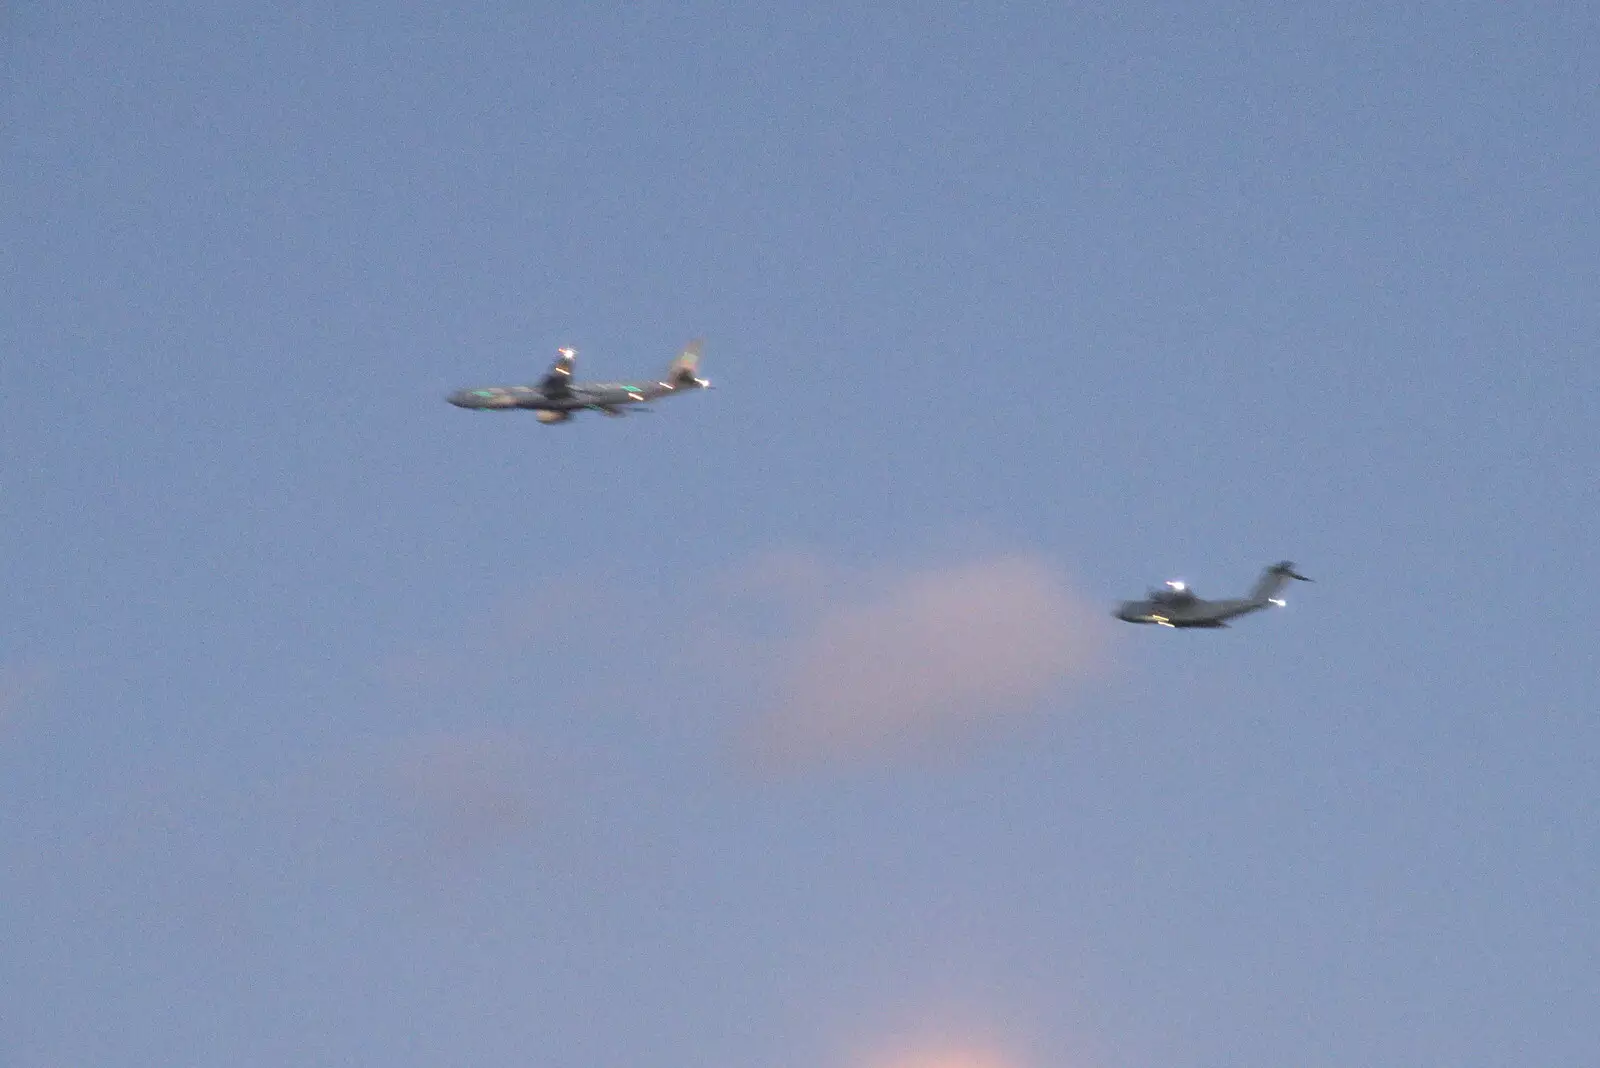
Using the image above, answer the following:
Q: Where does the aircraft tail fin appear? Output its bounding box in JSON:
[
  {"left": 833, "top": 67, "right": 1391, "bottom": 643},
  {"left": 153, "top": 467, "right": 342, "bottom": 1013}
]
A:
[
  {"left": 667, "top": 338, "right": 709, "bottom": 389},
  {"left": 1250, "top": 561, "right": 1312, "bottom": 605},
  {"left": 540, "top": 347, "right": 577, "bottom": 395}
]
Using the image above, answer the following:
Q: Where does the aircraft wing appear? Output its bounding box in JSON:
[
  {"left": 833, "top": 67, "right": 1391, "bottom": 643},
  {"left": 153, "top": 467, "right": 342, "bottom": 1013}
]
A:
[{"left": 540, "top": 347, "right": 577, "bottom": 397}]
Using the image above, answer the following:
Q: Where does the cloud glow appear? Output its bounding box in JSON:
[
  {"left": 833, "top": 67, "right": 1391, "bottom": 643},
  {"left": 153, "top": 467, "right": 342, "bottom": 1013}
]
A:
[
  {"left": 746, "top": 553, "right": 1102, "bottom": 767},
  {"left": 864, "top": 1050, "right": 1020, "bottom": 1068}
]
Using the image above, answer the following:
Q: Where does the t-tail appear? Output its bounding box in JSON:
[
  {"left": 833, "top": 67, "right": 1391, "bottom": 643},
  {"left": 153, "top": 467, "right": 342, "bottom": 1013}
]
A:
[
  {"left": 666, "top": 338, "right": 709, "bottom": 389},
  {"left": 1250, "top": 561, "right": 1313, "bottom": 606}
]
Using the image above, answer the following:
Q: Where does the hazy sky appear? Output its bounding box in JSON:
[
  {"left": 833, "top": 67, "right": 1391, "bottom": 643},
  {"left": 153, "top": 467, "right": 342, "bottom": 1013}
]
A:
[{"left": 4, "top": 3, "right": 1596, "bottom": 1065}]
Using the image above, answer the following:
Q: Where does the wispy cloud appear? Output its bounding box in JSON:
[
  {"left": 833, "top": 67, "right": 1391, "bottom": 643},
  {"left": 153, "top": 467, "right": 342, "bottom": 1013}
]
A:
[
  {"left": 737, "top": 552, "right": 1105, "bottom": 769},
  {"left": 363, "top": 546, "right": 1108, "bottom": 778}
]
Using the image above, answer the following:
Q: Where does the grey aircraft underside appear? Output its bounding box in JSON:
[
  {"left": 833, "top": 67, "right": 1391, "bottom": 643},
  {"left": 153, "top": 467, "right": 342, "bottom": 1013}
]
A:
[
  {"left": 1115, "top": 561, "right": 1312, "bottom": 628},
  {"left": 448, "top": 339, "right": 709, "bottom": 422}
]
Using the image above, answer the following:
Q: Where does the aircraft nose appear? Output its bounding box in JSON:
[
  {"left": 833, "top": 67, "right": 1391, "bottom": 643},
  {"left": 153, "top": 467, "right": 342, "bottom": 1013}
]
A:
[{"left": 447, "top": 390, "right": 474, "bottom": 407}]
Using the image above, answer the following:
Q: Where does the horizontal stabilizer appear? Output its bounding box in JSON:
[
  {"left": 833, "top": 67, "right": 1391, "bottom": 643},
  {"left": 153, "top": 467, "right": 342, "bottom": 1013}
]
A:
[{"left": 1250, "top": 561, "right": 1313, "bottom": 604}]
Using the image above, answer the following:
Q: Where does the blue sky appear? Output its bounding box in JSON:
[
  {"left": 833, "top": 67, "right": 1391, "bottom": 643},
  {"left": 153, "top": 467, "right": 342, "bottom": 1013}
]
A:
[{"left": 3, "top": 3, "right": 1596, "bottom": 1065}]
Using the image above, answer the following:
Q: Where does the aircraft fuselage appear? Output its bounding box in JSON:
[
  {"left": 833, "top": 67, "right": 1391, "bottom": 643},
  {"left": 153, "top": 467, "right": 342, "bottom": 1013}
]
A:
[
  {"left": 1114, "top": 563, "right": 1309, "bottom": 629},
  {"left": 447, "top": 381, "right": 672, "bottom": 412}
]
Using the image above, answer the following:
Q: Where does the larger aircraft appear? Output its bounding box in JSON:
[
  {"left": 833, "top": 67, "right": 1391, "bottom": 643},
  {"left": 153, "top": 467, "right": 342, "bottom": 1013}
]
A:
[
  {"left": 1115, "top": 561, "right": 1313, "bottom": 628},
  {"left": 448, "top": 339, "right": 710, "bottom": 422}
]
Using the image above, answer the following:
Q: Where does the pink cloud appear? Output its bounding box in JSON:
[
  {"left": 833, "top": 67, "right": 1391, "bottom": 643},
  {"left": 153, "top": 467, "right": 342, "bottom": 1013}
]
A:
[
  {"left": 861, "top": 1048, "right": 1023, "bottom": 1068},
  {"left": 743, "top": 553, "right": 1104, "bottom": 768}
]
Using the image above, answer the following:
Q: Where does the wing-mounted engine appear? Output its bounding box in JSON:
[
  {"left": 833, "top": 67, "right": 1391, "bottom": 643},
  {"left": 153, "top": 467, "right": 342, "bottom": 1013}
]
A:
[
  {"left": 535, "top": 410, "right": 571, "bottom": 424},
  {"left": 1152, "top": 580, "right": 1197, "bottom": 605}
]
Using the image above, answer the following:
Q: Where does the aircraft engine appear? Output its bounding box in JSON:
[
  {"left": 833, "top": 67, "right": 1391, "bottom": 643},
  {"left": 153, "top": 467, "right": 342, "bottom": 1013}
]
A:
[{"left": 535, "top": 410, "right": 571, "bottom": 424}]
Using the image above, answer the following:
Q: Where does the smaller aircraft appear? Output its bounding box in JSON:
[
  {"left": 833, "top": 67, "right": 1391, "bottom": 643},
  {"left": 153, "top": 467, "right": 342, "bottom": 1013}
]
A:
[
  {"left": 1115, "top": 561, "right": 1313, "bottom": 628},
  {"left": 448, "top": 339, "right": 710, "bottom": 422}
]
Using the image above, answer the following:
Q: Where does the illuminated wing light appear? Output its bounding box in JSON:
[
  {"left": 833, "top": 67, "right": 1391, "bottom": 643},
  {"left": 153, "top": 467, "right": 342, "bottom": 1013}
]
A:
[
  {"left": 1268, "top": 597, "right": 1287, "bottom": 607},
  {"left": 1166, "top": 580, "right": 1186, "bottom": 592}
]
